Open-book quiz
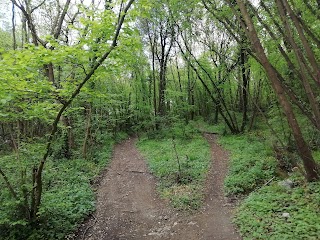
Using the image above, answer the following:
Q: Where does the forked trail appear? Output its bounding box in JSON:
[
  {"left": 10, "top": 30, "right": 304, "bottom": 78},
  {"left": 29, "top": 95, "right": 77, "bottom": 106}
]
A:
[{"left": 75, "top": 134, "right": 241, "bottom": 240}]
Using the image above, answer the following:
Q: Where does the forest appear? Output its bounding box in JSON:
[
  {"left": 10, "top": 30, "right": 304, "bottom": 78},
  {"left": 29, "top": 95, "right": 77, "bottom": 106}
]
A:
[{"left": 0, "top": 0, "right": 319, "bottom": 239}]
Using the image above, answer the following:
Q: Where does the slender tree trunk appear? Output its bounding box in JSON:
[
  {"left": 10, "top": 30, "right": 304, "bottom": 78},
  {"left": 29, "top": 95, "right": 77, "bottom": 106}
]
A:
[
  {"left": 249, "top": 79, "right": 262, "bottom": 130},
  {"left": 21, "top": 15, "right": 27, "bottom": 46},
  {"left": 12, "top": 3, "right": 17, "bottom": 49},
  {"left": 180, "top": 39, "right": 240, "bottom": 133},
  {"left": 240, "top": 46, "right": 249, "bottom": 132},
  {"left": 235, "top": 0, "right": 319, "bottom": 181},
  {"left": 251, "top": 2, "right": 320, "bottom": 130},
  {"left": 281, "top": 0, "right": 320, "bottom": 87},
  {"left": 158, "top": 59, "right": 166, "bottom": 116},
  {"left": 275, "top": 0, "right": 320, "bottom": 129},
  {"left": 82, "top": 107, "right": 92, "bottom": 159},
  {"left": 187, "top": 64, "right": 195, "bottom": 121},
  {"left": 150, "top": 40, "right": 157, "bottom": 118}
]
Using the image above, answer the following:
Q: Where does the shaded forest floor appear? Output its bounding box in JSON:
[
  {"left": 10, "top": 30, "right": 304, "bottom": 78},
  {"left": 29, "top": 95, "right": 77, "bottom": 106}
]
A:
[{"left": 73, "top": 134, "right": 241, "bottom": 240}]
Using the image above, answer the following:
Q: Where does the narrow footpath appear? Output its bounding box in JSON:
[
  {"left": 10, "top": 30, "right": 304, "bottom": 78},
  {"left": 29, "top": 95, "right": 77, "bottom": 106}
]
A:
[{"left": 75, "top": 134, "right": 241, "bottom": 240}]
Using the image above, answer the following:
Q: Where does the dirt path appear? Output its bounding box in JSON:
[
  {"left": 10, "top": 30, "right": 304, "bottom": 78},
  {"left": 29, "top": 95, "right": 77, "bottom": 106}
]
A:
[{"left": 74, "top": 135, "right": 241, "bottom": 240}]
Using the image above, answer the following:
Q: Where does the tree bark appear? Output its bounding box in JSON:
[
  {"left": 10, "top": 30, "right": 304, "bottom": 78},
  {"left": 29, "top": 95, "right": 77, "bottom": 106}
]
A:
[{"left": 12, "top": 3, "right": 17, "bottom": 49}]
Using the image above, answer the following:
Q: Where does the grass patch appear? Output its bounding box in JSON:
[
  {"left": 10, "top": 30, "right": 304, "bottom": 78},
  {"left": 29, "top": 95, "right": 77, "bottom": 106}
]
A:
[
  {"left": 218, "top": 133, "right": 277, "bottom": 196},
  {"left": 137, "top": 127, "right": 210, "bottom": 210},
  {"left": 313, "top": 150, "right": 320, "bottom": 163}
]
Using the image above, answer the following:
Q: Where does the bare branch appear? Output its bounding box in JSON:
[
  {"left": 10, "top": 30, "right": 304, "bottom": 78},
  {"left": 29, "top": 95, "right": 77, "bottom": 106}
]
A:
[
  {"left": 31, "top": 0, "right": 46, "bottom": 13},
  {"left": 11, "top": 0, "right": 47, "bottom": 46},
  {"left": 54, "top": 0, "right": 72, "bottom": 39}
]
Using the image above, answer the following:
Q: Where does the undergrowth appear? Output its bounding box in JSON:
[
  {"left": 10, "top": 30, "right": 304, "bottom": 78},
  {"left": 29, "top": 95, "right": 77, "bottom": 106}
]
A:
[
  {"left": 137, "top": 122, "right": 210, "bottom": 210},
  {"left": 219, "top": 134, "right": 277, "bottom": 196},
  {"left": 234, "top": 176, "right": 320, "bottom": 239},
  {"left": 0, "top": 134, "right": 117, "bottom": 240}
]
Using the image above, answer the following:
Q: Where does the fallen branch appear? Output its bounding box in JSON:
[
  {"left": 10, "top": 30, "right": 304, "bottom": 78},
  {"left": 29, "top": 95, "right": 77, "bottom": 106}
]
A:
[
  {"left": 128, "top": 170, "right": 147, "bottom": 174},
  {"left": 252, "top": 176, "right": 276, "bottom": 193}
]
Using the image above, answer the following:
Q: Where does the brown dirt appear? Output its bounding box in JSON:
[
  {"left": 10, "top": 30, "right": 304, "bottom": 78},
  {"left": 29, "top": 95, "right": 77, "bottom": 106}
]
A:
[{"left": 73, "top": 134, "right": 241, "bottom": 240}]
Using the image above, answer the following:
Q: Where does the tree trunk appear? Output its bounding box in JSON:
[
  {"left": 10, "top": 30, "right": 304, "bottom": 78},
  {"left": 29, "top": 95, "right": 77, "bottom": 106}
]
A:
[
  {"left": 281, "top": 0, "right": 320, "bottom": 87},
  {"left": 240, "top": 46, "right": 249, "bottom": 132},
  {"left": 12, "top": 3, "right": 17, "bottom": 49},
  {"left": 275, "top": 0, "right": 320, "bottom": 129},
  {"left": 158, "top": 59, "right": 167, "bottom": 117},
  {"left": 82, "top": 107, "right": 92, "bottom": 159},
  {"left": 187, "top": 64, "right": 195, "bottom": 121},
  {"left": 235, "top": 0, "right": 319, "bottom": 181}
]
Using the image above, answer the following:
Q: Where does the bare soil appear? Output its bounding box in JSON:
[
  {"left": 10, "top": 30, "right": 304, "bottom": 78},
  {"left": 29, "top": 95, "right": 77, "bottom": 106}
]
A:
[{"left": 73, "top": 134, "right": 241, "bottom": 240}]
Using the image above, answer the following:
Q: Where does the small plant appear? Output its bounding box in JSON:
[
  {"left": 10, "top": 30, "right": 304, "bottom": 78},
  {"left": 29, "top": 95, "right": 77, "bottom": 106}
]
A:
[{"left": 172, "top": 136, "right": 183, "bottom": 184}]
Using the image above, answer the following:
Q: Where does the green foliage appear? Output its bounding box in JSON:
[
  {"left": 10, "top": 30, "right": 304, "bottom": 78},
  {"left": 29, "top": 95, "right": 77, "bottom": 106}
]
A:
[
  {"left": 0, "top": 136, "right": 114, "bottom": 240},
  {"left": 137, "top": 124, "right": 210, "bottom": 210},
  {"left": 234, "top": 178, "right": 320, "bottom": 240},
  {"left": 218, "top": 132, "right": 277, "bottom": 196},
  {"left": 191, "top": 118, "right": 227, "bottom": 134},
  {"left": 314, "top": 151, "right": 320, "bottom": 163},
  {"left": 0, "top": 29, "right": 12, "bottom": 50}
]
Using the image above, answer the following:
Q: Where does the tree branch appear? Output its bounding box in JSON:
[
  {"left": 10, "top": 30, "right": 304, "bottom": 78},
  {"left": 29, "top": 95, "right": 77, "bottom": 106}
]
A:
[
  {"left": 0, "top": 167, "right": 18, "bottom": 200},
  {"left": 53, "top": 0, "right": 71, "bottom": 39},
  {"left": 31, "top": 0, "right": 46, "bottom": 13}
]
